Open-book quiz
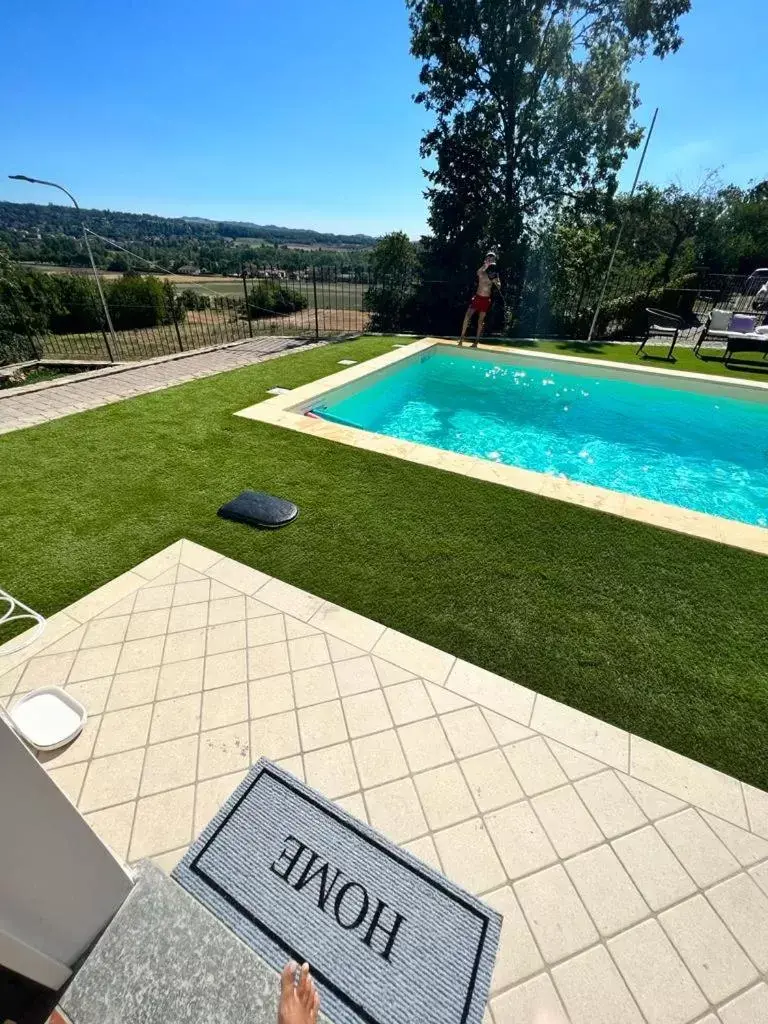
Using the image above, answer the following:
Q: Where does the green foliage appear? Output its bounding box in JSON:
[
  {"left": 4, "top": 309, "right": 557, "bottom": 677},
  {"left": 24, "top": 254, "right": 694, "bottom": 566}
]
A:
[
  {"left": 179, "top": 288, "right": 210, "bottom": 311},
  {"left": 364, "top": 232, "right": 418, "bottom": 332},
  {"left": 241, "top": 282, "right": 308, "bottom": 319},
  {"left": 106, "top": 274, "right": 181, "bottom": 330}
]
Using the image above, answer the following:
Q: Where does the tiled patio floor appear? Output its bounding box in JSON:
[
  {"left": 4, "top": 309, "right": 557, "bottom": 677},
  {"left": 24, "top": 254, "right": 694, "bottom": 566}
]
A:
[{"left": 2, "top": 540, "right": 767, "bottom": 1024}]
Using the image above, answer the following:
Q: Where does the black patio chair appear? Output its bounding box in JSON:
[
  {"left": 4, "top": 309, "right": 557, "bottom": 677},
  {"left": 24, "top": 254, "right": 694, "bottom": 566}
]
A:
[{"left": 636, "top": 308, "right": 684, "bottom": 361}]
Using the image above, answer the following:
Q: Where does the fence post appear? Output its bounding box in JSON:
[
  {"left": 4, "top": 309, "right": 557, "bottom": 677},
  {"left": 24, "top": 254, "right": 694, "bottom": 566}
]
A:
[
  {"left": 170, "top": 296, "right": 185, "bottom": 352},
  {"left": 241, "top": 269, "right": 253, "bottom": 337},
  {"left": 312, "top": 266, "right": 320, "bottom": 341}
]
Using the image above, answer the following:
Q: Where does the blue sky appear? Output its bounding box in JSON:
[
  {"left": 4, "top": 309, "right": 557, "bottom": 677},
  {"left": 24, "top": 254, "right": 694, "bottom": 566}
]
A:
[{"left": 1, "top": 1, "right": 765, "bottom": 238}]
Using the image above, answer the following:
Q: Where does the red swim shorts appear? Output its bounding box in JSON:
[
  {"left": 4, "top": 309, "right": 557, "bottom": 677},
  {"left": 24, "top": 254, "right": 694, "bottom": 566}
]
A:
[{"left": 470, "top": 294, "right": 491, "bottom": 313}]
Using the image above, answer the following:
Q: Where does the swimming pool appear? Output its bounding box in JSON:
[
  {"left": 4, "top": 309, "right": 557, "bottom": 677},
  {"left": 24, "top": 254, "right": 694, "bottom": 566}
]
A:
[{"left": 312, "top": 346, "right": 768, "bottom": 527}]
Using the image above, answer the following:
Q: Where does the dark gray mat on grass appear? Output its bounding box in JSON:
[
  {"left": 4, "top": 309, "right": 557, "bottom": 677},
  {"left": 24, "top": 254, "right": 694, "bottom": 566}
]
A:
[{"left": 173, "top": 759, "right": 501, "bottom": 1024}]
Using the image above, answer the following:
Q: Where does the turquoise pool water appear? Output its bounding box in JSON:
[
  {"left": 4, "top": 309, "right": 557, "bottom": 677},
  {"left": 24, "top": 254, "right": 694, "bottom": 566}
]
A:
[{"left": 315, "top": 349, "right": 768, "bottom": 526}]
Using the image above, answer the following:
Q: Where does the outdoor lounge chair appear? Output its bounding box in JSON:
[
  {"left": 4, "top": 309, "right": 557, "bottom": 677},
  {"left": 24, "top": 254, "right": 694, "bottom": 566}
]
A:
[
  {"left": 693, "top": 308, "right": 768, "bottom": 362},
  {"left": 636, "top": 308, "right": 684, "bottom": 360}
]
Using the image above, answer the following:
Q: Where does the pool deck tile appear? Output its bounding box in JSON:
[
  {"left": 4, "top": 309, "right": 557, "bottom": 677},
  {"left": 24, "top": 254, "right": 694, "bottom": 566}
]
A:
[{"left": 2, "top": 538, "right": 767, "bottom": 1024}]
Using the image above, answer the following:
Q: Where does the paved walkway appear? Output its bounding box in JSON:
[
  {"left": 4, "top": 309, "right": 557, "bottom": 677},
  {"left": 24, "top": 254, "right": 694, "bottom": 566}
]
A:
[
  {"left": 0, "top": 337, "right": 314, "bottom": 435},
  {"left": 2, "top": 541, "right": 767, "bottom": 1024}
]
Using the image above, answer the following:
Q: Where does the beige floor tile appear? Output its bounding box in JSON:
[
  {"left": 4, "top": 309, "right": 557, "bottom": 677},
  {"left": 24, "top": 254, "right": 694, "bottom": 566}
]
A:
[
  {"left": 552, "top": 944, "right": 643, "bottom": 1024},
  {"left": 565, "top": 844, "right": 649, "bottom": 937},
  {"left": 532, "top": 785, "right": 603, "bottom": 859},
  {"left": 372, "top": 627, "right": 454, "bottom": 684},
  {"left": 445, "top": 659, "right": 535, "bottom": 726},
  {"left": 106, "top": 667, "right": 159, "bottom": 712},
  {"left": 81, "top": 615, "right": 130, "bottom": 649},
  {"left": 201, "top": 682, "right": 249, "bottom": 730},
  {"left": 532, "top": 694, "right": 629, "bottom": 772},
  {"left": 364, "top": 777, "right": 428, "bottom": 844},
  {"left": 198, "top": 722, "right": 251, "bottom": 779},
  {"left": 65, "top": 676, "right": 112, "bottom": 715},
  {"left": 334, "top": 792, "right": 367, "bottom": 822},
  {"left": 292, "top": 664, "right": 338, "bottom": 707},
  {"left": 194, "top": 769, "right": 247, "bottom": 833},
  {"left": 707, "top": 873, "right": 768, "bottom": 972},
  {"left": 94, "top": 704, "right": 152, "bottom": 757},
  {"left": 96, "top": 595, "right": 136, "bottom": 620},
  {"left": 206, "top": 596, "right": 246, "bottom": 627},
  {"left": 398, "top": 717, "right": 453, "bottom": 773},
  {"left": 491, "top": 973, "right": 569, "bottom": 1024},
  {"left": 247, "top": 597, "right": 279, "bottom": 619},
  {"left": 484, "top": 885, "right": 544, "bottom": 993},
  {"left": 334, "top": 656, "right": 381, "bottom": 696},
  {"left": 574, "top": 770, "right": 647, "bottom": 839},
  {"left": 130, "top": 784, "right": 195, "bottom": 860},
  {"left": 308, "top": 602, "right": 385, "bottom": 651},
  {"left": 433, "top": 818, "right": 506, "bottom": 895},
  {"left": 204, "top": 648, "right": 248, "bottom": 690},
  {"left": 172, "top": 580, "right": 210, "bottom": 607},
  {"left": 249, "top": 673, "right": 295, "bottom": 718},
  {"left": 276, "top": 754, "right": 304, "bottom": 780},
  {"left": 440, "top": 707, "right": 496, "bottom": 759},
  {"left": 619, "top": 774, "right": 687, "bottom": 821},
  {"left": 67, "top": 645, "right": 121, "bottom": 684},
  {"left": 719, "top": 983, "right": 768, "bottom": 1024},
  {"left": 504, "top": 737, "right": 568, "bottom": 796},
  {"left": 612, "top": 825, "right": 696, "bottom": 912},
  {"left": 38, "top": 714, "right": 101, "bottom": 768},
  {"left": 546, "top": 739, "right": 604, "bottom": 781},
  {"left": 180, "top": 540, "right": 221, "bottom": 573},
  {"left": 608, "top": 918, "right": 708, "bottom": 1024},
  {"left": 514, "top": 864, "right": 598, "bottom": 963},
  {"left": 83, "top": 800, "right": 136, "bottom": 861},
  {"left": 460, "top": 749, "right": 524, "bottom": 812},
  {"left": 247, "top": 641, "right": 290, "bottom": 681},
  {"left": 255, "top": 578, "right": 324, "bottom": 620},
  {"left": 659, "top": 894, "right": 758, "bottom": 1004},
  {"left": 485, "top": 801, "right": 558, "bottom": 881},
  {"left": 79, "top": 748, "right": 145, "bottom": 812},
  {"left": 403, "top": 835, "right": 441, "bottom": 871},
  {"left": 284, "top": 614, "right": 321, "bottom": 640},
  {"left": 744, "top": 784, "right": 768, "bottom": 840},
  {"left": 482, "top": 708, "right": 533, "bottom": 745},
  {"left": 133, "top": 584, "right": 174, "bottom": 612},
  {"left": 750, "top": 860, "right": 768, "bottom": 897},
  {"left": 247, "top": 614, "right": 286, "bottom": 647},
  {"left": 656, "top": 808, "right": 740, "bottom": 888},
  {"left": 140, "top": 734, "right": 199, "bottom": 796},
  {"left": 48, "top": 762, "right": 88, "bottom": 805},
  {"left": 156, "top": 657, "right": 204, "bottom": 699},
  {"left": 0, "top": 663, "right": 24, "bottom": 698},
  {"left": 150, "top": 693, "right": 202, "bottom": 743},
  {"left": 326, "top": 635, "right": 366, "bottom": 663},
  {"left": 116, "top": 635, "right": 165, "bottom": 675},
  {"left": 207, "top": 557, "right": 270, "bottom": 596},
  {"left": 210, "top": 581, "right": 240, "bottom": 601},
  {"left": 342, "top": 690, "right": 393, "bottom": 738},
  {"left": 125, "top": 608, "right": 170, "bottom": 642},
  {"left": 175, "top": 566, "right": 204, "bottom": 587},
  {"left": 151, "top": 846, "right": 187, "bottom": 875},
  {"left": 352, "top": 728, "right": 407, "bottom": 787},
  {"left": 288, "top": 635, "right": 330, "bottom": 672},
  {"left": 384, "top": 679, "right": 434, "bottom": 725},
  {"left": 163, "top": 628, "right": 207, "bottom": 665},
  {"left": 304, "top": 741, "right": 360, "bottom": 800},
  {"left": 631, "top": 735, "right": 747, "bottom": 829},
  {"left": 415, "top": 763, "right": 477, "bottom": 830},
  {"left": 206, "top": 620, "right": 246, "bottom": 656},
  {"left": 250, "top": 711, "right": 300, "bottom": 761},
  {"left": 372, "top": 657, "right": 414, "bottom": 687},
  {"left": 298, "top": 700, "right": 347, "bottom": 752},
  {"left": 701, "top": 812, "right": 768, "bottom": 867}
]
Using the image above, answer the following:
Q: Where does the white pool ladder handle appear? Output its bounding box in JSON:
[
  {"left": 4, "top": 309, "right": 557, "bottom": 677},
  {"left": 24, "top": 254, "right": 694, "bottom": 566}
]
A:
[{"left": 0, "top": 587, "right": 46, "bottom": 655}]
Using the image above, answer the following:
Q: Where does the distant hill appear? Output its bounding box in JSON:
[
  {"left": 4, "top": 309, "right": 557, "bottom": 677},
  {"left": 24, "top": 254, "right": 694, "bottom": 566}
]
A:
[{"left": 0, "top": 201, "right": 377, "bottom": 249}]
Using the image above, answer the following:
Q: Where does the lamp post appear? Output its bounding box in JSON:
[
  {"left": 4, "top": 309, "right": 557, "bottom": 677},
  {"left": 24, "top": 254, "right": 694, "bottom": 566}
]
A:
[{"left": 9, "top": 174, "right": 117, "bottom": 359}]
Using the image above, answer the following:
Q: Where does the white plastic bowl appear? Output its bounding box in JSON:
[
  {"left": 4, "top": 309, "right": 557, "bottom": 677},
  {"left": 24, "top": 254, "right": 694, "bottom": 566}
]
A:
[{"left": 10, "top": 686, "right": 87, "bottom": 751}]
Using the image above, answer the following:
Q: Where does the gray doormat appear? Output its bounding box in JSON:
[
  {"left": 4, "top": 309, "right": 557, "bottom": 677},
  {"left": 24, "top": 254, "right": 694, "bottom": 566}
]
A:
[{"left": 173, "top": 759, "right": 501, "bottom": 1024}]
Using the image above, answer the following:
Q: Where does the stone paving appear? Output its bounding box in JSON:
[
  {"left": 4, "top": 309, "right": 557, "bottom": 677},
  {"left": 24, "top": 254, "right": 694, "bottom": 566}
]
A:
[
  {"left": 0, "top": 337, "right": 313, "bottom": 435},
  {"left": 2, "top": 540, "right": 767, "bottom": 1024}
]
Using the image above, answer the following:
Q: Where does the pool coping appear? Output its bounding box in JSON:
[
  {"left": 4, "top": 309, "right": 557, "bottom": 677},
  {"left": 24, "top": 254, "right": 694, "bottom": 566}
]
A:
[{"left": 234, "top": 338, "right": 768, "bottom": 557}]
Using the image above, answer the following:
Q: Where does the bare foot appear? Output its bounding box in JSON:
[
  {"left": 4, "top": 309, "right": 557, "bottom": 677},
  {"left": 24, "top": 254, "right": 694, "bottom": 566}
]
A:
[{"left": 279, "top": 961, "right": 319, "bottom": 1024}]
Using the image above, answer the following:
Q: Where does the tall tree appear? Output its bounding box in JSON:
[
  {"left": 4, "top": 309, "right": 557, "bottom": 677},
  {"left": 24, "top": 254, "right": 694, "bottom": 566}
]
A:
[{"left": 407, "top": 0, "right": 691, "bottom": 320}]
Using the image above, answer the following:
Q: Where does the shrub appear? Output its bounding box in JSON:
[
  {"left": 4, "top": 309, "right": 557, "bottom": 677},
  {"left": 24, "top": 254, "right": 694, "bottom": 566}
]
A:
[
  {"left": 179, "top": 288, "right": 210, "bottom": 311},
  {"left": 241, "top": 282, "right": 308, "bottom": 319}
]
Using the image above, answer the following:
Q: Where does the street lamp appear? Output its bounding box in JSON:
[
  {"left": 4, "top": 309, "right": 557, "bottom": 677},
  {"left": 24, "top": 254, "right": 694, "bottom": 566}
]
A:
[{"left": 9, "top": 174, "right": 117, "bottom": 358}]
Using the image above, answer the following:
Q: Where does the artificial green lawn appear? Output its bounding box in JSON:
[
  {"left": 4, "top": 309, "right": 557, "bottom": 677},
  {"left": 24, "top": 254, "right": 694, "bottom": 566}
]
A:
[{"left": 2, "top": 336, "right": 767, "bottom": 789}]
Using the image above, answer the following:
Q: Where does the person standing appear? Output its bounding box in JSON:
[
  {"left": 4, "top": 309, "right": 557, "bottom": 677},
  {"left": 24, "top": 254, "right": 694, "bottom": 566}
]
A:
[{"left": 459, "top": 252, "right": 501, "bottom": 346}]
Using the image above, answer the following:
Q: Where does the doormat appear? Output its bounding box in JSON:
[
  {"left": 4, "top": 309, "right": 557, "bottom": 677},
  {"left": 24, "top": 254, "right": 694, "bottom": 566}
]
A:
[{"left": 173, "top": 759, "right": 501, "bottom": 1024}]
